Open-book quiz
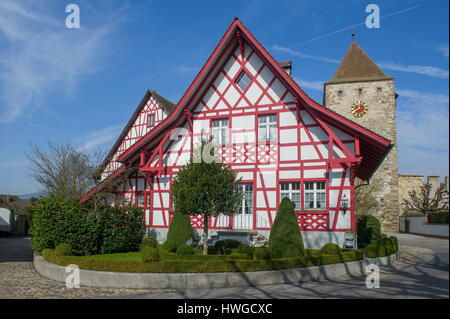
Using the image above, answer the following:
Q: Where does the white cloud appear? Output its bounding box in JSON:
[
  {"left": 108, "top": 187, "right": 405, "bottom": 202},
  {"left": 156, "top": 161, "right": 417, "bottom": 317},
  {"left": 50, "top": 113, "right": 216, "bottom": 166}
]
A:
[
  {"left": 0, "top": 0, "right": 123, "bottom": 122},
  {"left": 378, "top": 62, "right": 449, "bottom": 79},
  {"left": 294, "top": 77, "right": 324, "bottom": 91},
  {"left": 437, "top": 44, "right": 449, "bottom": 58},
  {"left": 396, "top": 88, "right": 449, "bottom": 176},
  {"left": 76, "top": 124, "right": 124, "bottom": 152},
  {"left": 273, "top": 45, "right": 449, "bottom": 79}
]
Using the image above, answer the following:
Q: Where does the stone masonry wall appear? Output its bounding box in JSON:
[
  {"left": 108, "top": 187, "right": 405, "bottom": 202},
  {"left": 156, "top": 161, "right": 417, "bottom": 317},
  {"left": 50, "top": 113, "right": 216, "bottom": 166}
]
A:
[
  {"left": 398, "top": 175, "right": 424, "bottom": 213},
  {"left": 324, "top": 79, "right": 399, "bottom": 231}
]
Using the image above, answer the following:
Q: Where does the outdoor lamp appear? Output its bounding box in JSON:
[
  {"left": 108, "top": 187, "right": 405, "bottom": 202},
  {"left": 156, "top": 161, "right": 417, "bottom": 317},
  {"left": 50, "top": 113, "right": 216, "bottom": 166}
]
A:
[{"left": 341, "top": 195, "right": 349, "bottom": 215}]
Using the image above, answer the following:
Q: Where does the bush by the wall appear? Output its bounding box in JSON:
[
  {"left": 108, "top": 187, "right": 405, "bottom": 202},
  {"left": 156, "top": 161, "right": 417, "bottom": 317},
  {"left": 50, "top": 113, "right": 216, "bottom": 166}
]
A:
[
  {"left": 55, "top": 243, "right": 72, "bottom": 257},
  {"left": 177, "top": 244, "right": 195, "bottom": 257},
  {"left": 365, "top": 237, "right": 398, "bottom": 258},
  {"left": 389, "top": 236, "right": 399, "bottom": 251},
  {"left": 356, "top": 215, "right": 381, "bottom": 248},
  {"left": 141, "top": 247, "right": 160, "bottom": 263},
  {"left": 166, "top": 210, "right": 195, "bottom": 248},
  {"left": 30, "top": 197, "right": 98, "bottom": 255},
  {"left": 141, "top": 237, "right": 158, "bottom": 249},
  {"left": 319, "top": 243, "right": 341, "bottom": 255},
  {"left": 215, "top": 239, "right": 242, "bottom": 255},
  {"left": 99, "top": 205, "right": 145, "bottom": 254},
  {"left": 269, "top": 198, "right": 304, "bottom": 258}
]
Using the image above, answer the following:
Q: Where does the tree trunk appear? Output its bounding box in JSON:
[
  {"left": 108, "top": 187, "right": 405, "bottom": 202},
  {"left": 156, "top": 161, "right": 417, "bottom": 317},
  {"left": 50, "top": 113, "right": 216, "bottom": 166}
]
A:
[{"left": 202, "top": 214, "right": 209, "bottom": 255}]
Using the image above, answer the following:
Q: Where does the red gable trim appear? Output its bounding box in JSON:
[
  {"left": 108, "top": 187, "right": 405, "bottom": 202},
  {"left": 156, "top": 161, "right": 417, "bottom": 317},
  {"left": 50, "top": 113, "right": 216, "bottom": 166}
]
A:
[
  {"left": 117, "top": 18, "right": 391, "bottom": 169},
  {"left": 79, "top": 165, "right": 126, "bottom": 203}
]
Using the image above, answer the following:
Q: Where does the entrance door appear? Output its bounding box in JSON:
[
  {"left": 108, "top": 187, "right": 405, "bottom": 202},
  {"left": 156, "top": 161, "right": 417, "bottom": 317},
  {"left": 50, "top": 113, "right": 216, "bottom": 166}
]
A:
[{"left": 233, "top": 183, "right": 253, "bottom": 230}]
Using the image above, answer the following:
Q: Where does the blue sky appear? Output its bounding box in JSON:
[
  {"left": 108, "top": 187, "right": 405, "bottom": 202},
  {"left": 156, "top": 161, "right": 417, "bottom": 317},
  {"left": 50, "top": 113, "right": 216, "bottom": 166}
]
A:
[{"left": 0, "top": 0, "right": 448, "bottom": 194}]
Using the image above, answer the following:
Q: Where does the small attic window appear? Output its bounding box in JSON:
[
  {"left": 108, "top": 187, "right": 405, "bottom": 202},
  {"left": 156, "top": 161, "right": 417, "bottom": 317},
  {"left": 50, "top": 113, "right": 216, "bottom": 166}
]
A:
[
  {"left": 148, "top": 114, "right": 155, "bottom": 127},
  {"left": 236, "top": 70, "right": 251, "bottom": 92},
  {"left": 338, "top": 90, "right": 343, "bottom": 97}
]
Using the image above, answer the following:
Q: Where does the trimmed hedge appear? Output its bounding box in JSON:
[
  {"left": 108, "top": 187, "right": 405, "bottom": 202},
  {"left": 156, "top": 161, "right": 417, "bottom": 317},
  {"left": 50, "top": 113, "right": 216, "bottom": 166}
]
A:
[
  {"left": 55, "top": 243, "right": 72, "bottom": 257},
  {"left": 365, "top": 236, "right": 399, "bottom": 258},
  {"left": 42, "top": 249, "right": 363, "bottom": 273},
  {"left": 428, "top": 211, "right": 449, "bottom": 224},
  {"left": 237, "top": 244, "right": 254, "bottom": 258},
  {"left": 142, "top": 247, "right": 159, "bottom": 263},
  {"left": 357, "top": 215, "right": 381, "bottom": 248},
  {"left": 319, "top": 243, "right": 341, "bottom": 255},
  {"left": 162, "top": 240, "right": 178, "bottom": 253},
  {"left": 254, "top": 247, "right": 271, "bottom": 260},
  {"left": 269, "top": 198, "right": 304, "bottom": 258}
]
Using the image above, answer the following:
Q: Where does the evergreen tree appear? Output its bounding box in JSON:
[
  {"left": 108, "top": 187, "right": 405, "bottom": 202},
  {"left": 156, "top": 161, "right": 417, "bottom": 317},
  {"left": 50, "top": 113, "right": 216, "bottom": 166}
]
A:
[
  {"left": 269, "top": 197, "right": 304, "bottom": 258},
  {"left": 166, "top": 209, "right": 195, "bottom": 247}
]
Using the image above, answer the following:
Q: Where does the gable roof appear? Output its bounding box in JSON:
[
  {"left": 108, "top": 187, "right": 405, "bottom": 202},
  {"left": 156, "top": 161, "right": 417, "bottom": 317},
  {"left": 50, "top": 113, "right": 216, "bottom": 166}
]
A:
[
  {"left": 326, "top": 41, "right": 393, "bottom": 84},
  {"left": 114, "top": 18, "right": 392, "bottom": 182},
  {"left": 97, "top": 89, "right": 176, "bottom": 176}
]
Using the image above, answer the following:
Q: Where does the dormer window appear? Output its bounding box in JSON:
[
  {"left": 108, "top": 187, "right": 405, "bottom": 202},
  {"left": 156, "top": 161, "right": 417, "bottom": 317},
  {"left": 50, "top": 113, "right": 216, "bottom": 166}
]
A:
[
  {"left": 148, "top": 114, "right": 155, "bottom": 127},
  {"left": 236, "top": 70, "right": 251, "bottom": 92}
]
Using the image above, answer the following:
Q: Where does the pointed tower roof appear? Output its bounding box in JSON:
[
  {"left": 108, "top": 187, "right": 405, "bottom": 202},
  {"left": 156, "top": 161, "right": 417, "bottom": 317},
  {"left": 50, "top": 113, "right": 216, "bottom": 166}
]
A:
[{"left": 326, "top": 40, "right": 393, "bottom": 84}]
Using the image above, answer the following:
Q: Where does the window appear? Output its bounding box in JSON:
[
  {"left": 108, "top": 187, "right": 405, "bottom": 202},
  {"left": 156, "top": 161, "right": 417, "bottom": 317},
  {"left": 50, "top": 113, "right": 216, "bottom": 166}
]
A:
[
  {"left": 146, "top": 193, "right": 151, "bottom": 207},
  {"left": 304, "top": 181, "right": 326, "bottom": 209},
  {"left": 358, "top": 88, "right": 363, "bottom": 95},
  {"left": 377, "top": 87, "right": 382, "bottom": 93},
  {"left": 258, "top": 114, "right": 277, "bottom": 141},
  {"left": 236, "top": 71, "right": 251, "bottom": 91},
  {"left": 235, "top": 183, "right": 253, "bottom": 214},
  {"left": 212, "top": 118, "right": 229, "bottom": 145},
  {"left": 137, "top": 193, "right": 145, "bottom": 207},
  {"left": 338, "top": 90, "right": 343, "bottom": 97},
  {"left": 148, "top": 114, "right": 155, "bottom": 127},
  {"left": 280, "top": 182, "right": 301, "bottom": 209}
]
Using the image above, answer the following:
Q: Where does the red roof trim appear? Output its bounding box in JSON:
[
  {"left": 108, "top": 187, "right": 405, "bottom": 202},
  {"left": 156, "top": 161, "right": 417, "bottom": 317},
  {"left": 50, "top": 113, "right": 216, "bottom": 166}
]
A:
[{"left": 79, "top": 165, "right": 126, "bottom": 203}]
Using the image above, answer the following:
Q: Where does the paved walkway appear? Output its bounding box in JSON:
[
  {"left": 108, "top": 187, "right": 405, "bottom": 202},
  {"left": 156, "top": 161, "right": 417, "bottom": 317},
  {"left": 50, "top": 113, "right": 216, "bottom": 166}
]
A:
[
  {"left": 0, "top": 233, "right": 448, "bottom": 298},
  {"left": 0, "top": 236, "right": 168, "bottom": 299},
  {"left": 124, "top": 233, "right": 448, "bottom": 299}
]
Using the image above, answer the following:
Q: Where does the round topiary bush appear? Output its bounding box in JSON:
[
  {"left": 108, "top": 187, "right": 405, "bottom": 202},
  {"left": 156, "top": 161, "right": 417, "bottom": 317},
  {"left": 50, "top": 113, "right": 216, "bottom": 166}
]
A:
[
  {"left": 176, "top": 244, "right": 195, "bottom": 257},
  {"left": 356, "top": 215, "right": 381, "bottom": 248},
  {"left": 269, "top": 197, "right": 304, "bottom": 258},
  {"left": 319, "top": 243, "right": 341, "bottom": 255},
  {"left": 141, "top": 247, "right": 160, "bottom": 263},
  {"left": 162, "top": 239, "right": 178, "bottom": 253},
  {"left": 141, "top": 237, "right": 158, "bottom": 249},
  {"left": 238, "top": 244, "right": 254, "bottom": 258},
  {"left": 55, "top": 243, "right": 72, "bottom": 257}
]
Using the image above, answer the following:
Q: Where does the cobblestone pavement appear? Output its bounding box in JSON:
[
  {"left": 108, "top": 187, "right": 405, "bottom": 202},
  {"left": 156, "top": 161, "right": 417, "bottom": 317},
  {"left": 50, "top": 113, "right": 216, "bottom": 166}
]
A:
[{"left": 0, "top": 236, "right": 168, "bottom": 299}]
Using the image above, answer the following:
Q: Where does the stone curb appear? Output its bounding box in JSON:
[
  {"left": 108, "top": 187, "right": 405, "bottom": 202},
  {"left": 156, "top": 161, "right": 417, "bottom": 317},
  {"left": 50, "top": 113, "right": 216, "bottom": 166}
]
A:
[{"left": 34, "top": 252, "right": 399, "bottom": 290}]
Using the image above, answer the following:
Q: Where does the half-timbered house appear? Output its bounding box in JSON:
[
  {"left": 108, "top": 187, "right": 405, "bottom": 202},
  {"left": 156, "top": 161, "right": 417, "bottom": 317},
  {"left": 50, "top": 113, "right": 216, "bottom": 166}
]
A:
[{"left": 81, "top": 18, "right": 392, "bottom": 248}]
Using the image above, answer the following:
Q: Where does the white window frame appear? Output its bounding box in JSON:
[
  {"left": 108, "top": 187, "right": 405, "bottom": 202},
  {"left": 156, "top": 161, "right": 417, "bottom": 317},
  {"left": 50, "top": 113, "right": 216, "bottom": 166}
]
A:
[
  {"left": 236, "top": 70, "right": 251, "bottom": 92},
  {"left": 148, "top": 114, "right": 155, "bottom": 127},
  {"left": 137, "top": 193, "right": 145, "bottom": 207},
  {"left": 304, "top": 181, "right": 326, "bottom": 210},
  {"left": 258, "top": 114, "right": 277, "bottom": 141},
  {"left": 280, "top": 182, "right": 301, "bottom": 209},
  {"left": 212, "top": 118, "right": 229, "bottom": 145},
  {"left": 235, "top": 183, "right": 253, "bottom": 215}
]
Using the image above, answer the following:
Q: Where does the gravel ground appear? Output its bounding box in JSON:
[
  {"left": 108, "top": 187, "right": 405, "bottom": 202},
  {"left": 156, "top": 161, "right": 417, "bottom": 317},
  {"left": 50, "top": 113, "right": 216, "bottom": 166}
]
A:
[{"left": 0, "top": 236, "right": 170, "bottom": 299}]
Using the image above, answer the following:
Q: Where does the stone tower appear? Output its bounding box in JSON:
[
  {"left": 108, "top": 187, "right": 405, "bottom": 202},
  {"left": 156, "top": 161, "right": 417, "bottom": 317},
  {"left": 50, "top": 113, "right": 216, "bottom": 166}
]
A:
[{"left": 323, "top": 37, "right": 399, "bottom": 232}]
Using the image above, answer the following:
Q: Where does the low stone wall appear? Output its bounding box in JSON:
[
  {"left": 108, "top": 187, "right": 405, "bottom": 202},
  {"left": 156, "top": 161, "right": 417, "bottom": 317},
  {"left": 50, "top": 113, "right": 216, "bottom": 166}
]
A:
[
  {"left": 399, "top": 216, "right": 449, "bottom": 239},
  {"left": 34, "top": 252, "right": 399, "bottom": 290}
]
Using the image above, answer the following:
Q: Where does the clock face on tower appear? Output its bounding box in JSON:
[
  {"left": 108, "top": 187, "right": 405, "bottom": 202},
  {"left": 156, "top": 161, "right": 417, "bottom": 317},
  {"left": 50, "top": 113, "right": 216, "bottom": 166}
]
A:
[{"left": 351, "top": 101, "right": 368, "bottom": 118}]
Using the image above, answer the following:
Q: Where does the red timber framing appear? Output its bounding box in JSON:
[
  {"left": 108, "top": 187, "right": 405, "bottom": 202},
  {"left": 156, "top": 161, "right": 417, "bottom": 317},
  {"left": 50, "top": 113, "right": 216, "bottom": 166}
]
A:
[{"left": 82, "top": 18, "right": 392, "bottom": 234}]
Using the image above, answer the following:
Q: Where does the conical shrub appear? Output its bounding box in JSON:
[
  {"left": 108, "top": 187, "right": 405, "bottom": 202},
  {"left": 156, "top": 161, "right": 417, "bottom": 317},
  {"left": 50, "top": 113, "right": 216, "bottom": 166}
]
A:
[
  {"left": 269, "top": 197, "right": 304, "bottom": 258},
  {"left": 166, "top": 209, "right": 195, "bottom": 248}
]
